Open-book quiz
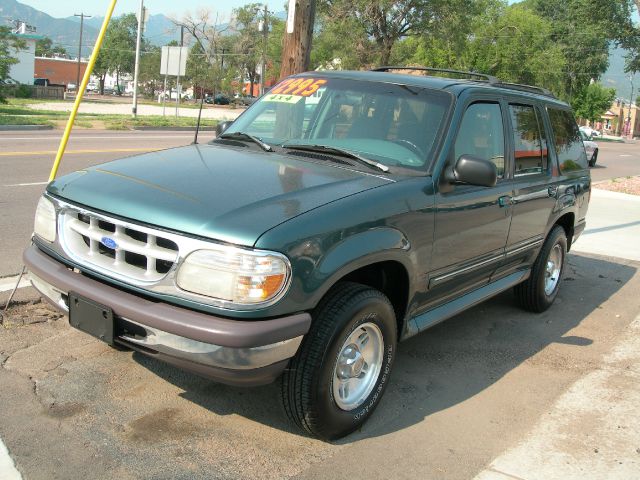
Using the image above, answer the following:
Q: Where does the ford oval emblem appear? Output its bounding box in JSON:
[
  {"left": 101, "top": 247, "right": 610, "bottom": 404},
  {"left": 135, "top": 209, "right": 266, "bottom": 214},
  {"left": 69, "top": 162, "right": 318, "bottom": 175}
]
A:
[{"left": 100, "top": 236, "right": 118, "bottom": 250}]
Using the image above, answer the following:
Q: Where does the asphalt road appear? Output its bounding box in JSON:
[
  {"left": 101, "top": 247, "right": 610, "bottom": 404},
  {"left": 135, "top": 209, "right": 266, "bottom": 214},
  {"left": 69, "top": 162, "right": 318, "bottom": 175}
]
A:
[
  {"left": 0, "top": 132, "right": 637, "bottom": 278},
  {"left": 0, "top": 130, "right": 215, "bottom": 278}
]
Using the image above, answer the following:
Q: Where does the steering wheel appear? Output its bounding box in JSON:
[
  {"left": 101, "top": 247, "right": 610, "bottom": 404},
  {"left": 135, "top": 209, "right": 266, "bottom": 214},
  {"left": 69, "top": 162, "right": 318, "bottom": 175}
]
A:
[{"left": 392, "top": 139, "right": 425, "bottom": 159}]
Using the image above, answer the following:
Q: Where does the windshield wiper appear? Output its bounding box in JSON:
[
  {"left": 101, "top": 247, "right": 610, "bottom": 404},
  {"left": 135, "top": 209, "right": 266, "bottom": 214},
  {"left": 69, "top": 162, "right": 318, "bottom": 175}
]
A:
[
  {"left": 281, "top": 143, "right": 389, "bottom": 172},
  {"left": 218, "top": 132, "right": 273, "bottom": 152}
]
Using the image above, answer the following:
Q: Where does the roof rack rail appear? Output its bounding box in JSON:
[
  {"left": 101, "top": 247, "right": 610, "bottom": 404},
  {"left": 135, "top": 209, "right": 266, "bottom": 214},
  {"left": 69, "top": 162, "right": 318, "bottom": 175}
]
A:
[
  {"left": 372, "top": 66, "right": 557, "bottom": 98},
  {"left": 494, "top": 82, "right": 556, "bottom": 98},
  {"left": 372, "top": 66, "right": 499, "bottom": 84}
]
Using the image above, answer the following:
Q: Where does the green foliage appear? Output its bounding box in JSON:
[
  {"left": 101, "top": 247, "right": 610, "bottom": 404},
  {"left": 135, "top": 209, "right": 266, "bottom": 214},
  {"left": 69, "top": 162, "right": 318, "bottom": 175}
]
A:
[
  {"left": 525, "top": 0, "right": 636, "bottom": 98},
  {"left": 13, "top": 84, "right": 33, "bottom": 98},
  {"left": 318, "top": 0, "right": 481, "bottom": 65},
  {"left": 464, "top": 3, "right": 566, "bottom": 95},
  {"left": 35, "top": 37, "right": 67, "bottom": 57},
  {"left": 0, "top": 26, "right": 25, "bottom": 102},
  {"left": 94, "top": 14, "right": 139, "bottom": 94},
  {"left": 571, "top": 82, "right": 616, "bottom": 123}
]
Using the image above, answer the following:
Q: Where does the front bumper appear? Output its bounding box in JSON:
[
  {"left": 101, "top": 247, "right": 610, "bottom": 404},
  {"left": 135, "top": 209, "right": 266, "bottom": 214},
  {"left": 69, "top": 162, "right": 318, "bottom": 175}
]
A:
[{"left": 24, "top": 245, "right": 311, "bottom": 386}]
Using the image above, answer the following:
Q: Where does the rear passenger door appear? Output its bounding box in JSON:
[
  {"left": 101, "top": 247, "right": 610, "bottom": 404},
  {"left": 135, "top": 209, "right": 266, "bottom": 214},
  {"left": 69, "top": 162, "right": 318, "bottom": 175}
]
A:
[{"left": 496, "top": 101, "right": 558, "bottom": 279}]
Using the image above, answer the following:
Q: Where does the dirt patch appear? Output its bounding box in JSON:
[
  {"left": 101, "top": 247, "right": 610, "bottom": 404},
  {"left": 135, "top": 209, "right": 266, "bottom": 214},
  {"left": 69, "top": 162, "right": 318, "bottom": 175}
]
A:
[
  {"left": 595, "top": 176, "right": 640, "bottom": 196},
  {"left": 0, "top": 300, "right": 64, "bottom": 327}
]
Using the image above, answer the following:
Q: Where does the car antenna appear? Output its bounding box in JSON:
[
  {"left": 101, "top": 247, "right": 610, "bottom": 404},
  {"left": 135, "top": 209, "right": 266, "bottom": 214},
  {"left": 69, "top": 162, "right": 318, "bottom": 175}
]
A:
[{"left": 192, "top": 85, "right": 206, "bottom": 145}]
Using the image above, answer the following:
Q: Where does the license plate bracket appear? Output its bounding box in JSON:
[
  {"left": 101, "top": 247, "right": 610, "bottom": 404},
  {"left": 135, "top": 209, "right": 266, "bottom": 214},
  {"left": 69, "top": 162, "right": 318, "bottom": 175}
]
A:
[{"left": 68, "top": 292, "right": 114, "bottom": 345}]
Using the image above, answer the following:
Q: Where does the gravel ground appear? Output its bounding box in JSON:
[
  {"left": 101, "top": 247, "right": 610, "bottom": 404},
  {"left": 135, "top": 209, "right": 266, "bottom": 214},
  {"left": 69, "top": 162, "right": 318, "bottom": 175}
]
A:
[{"left": 595, "top": 176, "right": 640, "bottom": 196}]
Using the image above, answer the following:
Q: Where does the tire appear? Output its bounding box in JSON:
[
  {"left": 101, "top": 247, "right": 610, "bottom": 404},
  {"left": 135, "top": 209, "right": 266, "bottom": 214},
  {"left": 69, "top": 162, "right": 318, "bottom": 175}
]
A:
[
  {"left": 514, "top": 225, "right": 567, "bottom": 313},
  {"left": 589, "top": 149, "right": 598, "bottom": 167},
  {"left": 281, "top": 282, "right": 397, "bottom": 440}
]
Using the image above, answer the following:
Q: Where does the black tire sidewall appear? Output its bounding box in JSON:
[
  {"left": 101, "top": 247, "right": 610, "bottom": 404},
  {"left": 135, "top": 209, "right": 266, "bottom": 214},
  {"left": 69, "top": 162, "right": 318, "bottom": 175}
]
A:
[
  {"left": 313, "top": 295, "right": 396, "bottom": 439},
  {"left": 535, "top": 227, "right": 567, "bottom": 308}
]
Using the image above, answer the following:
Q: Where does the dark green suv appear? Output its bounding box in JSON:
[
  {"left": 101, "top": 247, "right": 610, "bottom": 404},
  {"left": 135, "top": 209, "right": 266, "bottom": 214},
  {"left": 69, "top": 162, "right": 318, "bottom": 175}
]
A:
[{"left": 25, "top": 68, "right": 590, "bottom": 440}]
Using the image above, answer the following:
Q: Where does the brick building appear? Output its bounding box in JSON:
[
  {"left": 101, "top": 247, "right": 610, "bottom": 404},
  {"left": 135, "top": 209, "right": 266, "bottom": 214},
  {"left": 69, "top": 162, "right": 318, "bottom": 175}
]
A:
[{"left": 34, "top": 57, "right": 88, "bottom": 87}]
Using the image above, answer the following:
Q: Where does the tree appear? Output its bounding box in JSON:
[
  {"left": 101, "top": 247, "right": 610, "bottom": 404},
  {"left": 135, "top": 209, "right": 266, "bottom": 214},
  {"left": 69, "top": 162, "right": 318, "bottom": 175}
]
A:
[
  {"left": 138, "top": 44, "right": 163, "bottom": 98},
  {"left": 320, "top": 0, "right": 478, "bottom": 65},
  {"left": 464, "top": 3, "right": 566, "bottom": 94},
  {"left": 0, "top": 26, "right": 25, "bottom": 102},
  {"left": 526, "top": 0, "right": 637, "bottom": 99},
  {"left": 572, "top": 82, "right": 616, "bottom": 124},
  {"left": 35, "top": 37, "right": 67, "bottom": 58},
  {"left": 94, "top": 14, "right": 139, "bottom": 94},
  {"left": 231, "top": 3, "right": 264, "bottom": 95}
]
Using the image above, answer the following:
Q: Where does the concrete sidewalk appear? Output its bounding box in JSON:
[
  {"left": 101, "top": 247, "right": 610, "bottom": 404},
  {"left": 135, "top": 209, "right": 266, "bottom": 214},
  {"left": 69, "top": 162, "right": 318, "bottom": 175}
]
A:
[
  {"left": 472, "top": 187, "right": 640, "bottom": 480},
  {"left": 572, "top": 188, "right": 640, "bottom": 262}
]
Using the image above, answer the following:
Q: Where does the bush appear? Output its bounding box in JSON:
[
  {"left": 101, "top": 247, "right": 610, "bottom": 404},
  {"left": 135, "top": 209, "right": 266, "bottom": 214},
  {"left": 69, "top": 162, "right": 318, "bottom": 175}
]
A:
[{"left": 14, "top": 84, "right": 33, "bottom": 98}]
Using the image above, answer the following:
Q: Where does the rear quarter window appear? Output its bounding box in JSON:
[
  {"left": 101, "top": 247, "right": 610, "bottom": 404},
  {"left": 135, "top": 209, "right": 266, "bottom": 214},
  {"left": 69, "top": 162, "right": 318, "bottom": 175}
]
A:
[{"left": 547, "top": 108, "right": 588, "bottom": 173}]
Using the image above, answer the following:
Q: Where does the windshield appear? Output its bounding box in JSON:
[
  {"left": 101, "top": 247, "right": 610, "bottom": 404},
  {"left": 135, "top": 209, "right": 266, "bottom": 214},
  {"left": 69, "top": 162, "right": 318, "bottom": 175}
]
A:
[{"left": 223, "top": 75, "right": 452, "bottom": 170}]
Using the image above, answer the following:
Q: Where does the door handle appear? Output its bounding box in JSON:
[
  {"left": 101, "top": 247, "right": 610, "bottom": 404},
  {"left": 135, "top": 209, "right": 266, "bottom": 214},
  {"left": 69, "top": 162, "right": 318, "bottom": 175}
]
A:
[
  {"left": 498, "top": 195, "right": 513, "bottom": 207},
  {"left": 548, "top": 186, "right": 558, "bottom": 197}
]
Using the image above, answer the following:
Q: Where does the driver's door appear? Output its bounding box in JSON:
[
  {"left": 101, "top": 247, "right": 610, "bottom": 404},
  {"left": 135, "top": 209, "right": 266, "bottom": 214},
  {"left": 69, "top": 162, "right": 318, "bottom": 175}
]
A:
[{"left": 425, "top": 101, "right": 513, "bottom": 309}]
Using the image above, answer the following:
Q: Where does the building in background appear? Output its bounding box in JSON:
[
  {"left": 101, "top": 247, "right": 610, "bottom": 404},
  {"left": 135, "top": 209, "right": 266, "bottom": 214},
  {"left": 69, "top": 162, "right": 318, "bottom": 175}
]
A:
[
  {"left": 600, "top": 100, "right": 639, "bottom": 139},
  {"left": 35, "top": 57, "right": 88, "bottom": 88},
  {"left": 8, "top": 22, "right": 43, "bottom": 84}
]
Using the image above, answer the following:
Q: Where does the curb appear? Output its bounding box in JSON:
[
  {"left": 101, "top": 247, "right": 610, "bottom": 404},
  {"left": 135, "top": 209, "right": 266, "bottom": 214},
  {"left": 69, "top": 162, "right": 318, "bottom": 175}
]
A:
[{"left": 0, "top": 125, "right": 54, "bottom": 131}]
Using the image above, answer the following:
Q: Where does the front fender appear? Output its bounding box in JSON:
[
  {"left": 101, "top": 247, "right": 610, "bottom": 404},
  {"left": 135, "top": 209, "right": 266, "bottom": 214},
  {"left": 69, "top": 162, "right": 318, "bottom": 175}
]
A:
[{"left": 286, "top": 227, "right": 413, "bottom": 311}]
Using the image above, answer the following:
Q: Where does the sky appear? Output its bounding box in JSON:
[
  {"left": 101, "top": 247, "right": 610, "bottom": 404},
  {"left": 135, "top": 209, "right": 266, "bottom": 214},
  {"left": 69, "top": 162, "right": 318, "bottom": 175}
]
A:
[{"left": 17, "top": 0, "right": 286, "bottom": 20}]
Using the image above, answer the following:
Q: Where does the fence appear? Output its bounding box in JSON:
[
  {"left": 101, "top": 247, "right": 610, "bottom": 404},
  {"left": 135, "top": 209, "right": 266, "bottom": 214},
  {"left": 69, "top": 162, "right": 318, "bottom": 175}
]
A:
[{"left": 6, "top": 84, "right": 66, "bottom": 100}]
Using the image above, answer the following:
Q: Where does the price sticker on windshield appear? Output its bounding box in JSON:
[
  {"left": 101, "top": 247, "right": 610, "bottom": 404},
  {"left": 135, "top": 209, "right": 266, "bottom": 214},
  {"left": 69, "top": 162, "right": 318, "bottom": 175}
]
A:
[
  {"left": 270, "top": 78, "right": 328, "bottom": 97},
  {"left": 263, "top": 94, "right": 304, "bottom": 104}
]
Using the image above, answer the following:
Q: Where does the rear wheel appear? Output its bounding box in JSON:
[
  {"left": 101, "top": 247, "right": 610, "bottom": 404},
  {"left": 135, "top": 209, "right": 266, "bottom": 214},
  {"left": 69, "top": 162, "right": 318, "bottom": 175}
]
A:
[
  {"left": 281, "top": 282, "right": 397, "bottom": 440},
  {"left": 514, "top": 225, "right": 567, "bottom": 312}
]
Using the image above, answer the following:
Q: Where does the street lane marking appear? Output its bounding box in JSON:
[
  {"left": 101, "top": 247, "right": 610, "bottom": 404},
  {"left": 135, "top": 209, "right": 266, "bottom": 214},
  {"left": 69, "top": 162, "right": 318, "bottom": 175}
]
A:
[
  {"left": 0, "top": 438, "right": 22, "bottom": 480},
  {"left": 619, "top": 154, "right": 632, "bottom": 157},
  {"left": 3, "top": 182, "right": 48, "bottom": 187},
  {"left": 0, "top": 148, "right": 159, "bottom": 157},
  {"left": 0, "top": 275, "right": 30, "bottom": 293}
]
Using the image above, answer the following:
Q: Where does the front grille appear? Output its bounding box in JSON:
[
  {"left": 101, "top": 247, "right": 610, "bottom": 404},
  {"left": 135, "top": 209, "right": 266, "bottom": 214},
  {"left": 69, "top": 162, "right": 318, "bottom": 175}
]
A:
[{"left": 61, "top": 210, "right": 179, "bottom": 282}]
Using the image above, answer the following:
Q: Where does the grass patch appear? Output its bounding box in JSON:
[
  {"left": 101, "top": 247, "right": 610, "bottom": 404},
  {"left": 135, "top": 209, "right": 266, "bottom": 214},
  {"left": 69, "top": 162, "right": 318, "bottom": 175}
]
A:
[
  {"left": 0, "top": 115, "right": 53, "bottom": 126},
  {"left": 104, "top": 116, "right": 219, "bottom": 130}
]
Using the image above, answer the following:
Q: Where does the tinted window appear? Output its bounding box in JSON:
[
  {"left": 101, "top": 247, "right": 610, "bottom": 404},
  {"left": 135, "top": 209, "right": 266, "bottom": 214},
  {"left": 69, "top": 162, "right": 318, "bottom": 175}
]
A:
[
  {"left": 548, "top": 108, "right": 588, "bottom": 173},
  {"left": 509, "top": 104, "right": 547, "bottom": 176},
  {"left": 454, "top": 103, "right": 505, "bottom": 178}
]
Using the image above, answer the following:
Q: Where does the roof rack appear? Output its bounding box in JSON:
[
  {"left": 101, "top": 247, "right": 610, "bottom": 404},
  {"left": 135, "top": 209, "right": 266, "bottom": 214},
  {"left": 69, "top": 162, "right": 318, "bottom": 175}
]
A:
[
  {"left": 372, "top": 66, "right": 556, "bottom": 99},
  {"left": 372, "top": 66, "right": 499, "bottom": 84},
  {"left": 493, "top": 82, "right": 556, "bottom": 98}
]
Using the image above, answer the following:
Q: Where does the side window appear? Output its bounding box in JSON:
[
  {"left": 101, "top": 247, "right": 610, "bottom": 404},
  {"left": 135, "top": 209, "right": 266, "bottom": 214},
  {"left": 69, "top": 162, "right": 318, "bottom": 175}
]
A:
[
  {"left": 548, "top": 108, "right": 588, "bottom": 173},
  {"left": 509, "top": 104, "right": 546, "bottom": 176},
  {"left": 454, "top": 102, "right": 505, "bottom": 178}
]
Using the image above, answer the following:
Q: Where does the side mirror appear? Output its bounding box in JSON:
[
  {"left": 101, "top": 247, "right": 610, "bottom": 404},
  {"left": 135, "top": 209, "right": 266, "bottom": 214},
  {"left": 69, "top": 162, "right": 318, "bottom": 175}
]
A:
[
  {"left": 444, "top": 154, "right": 498, "bottom": 187},
  {"left": 216, "top": 120, "right": 234, "bottom": 136}
]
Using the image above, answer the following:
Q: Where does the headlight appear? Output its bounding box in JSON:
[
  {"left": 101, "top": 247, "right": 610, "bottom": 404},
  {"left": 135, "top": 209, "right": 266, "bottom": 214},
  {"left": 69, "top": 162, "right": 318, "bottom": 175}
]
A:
[
  {"left": 34, "top": 196, "right": 57, "bottom": 242},
  {"left": 176, "top": 247, "right": 290, "bottom": 308}
]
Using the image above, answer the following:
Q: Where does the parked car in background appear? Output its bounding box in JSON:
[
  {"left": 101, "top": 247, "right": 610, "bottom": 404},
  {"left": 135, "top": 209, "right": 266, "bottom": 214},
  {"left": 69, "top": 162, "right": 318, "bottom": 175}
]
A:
[
  {"left": 580, "top": 126, "right": 600, "bottom": 138},
  {"left": 233, "top": 95, "right": 256, "bottom": 107},
  {"left": 205, "top": 94, "right": 231, "bottom": 105},
  {"left": 579, "top": 130, "right": 599, "bottom": 167}
]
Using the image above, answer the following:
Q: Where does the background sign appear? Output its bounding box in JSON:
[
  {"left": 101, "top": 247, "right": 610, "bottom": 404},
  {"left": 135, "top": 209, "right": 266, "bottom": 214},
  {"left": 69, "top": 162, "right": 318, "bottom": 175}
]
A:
[{"left": 160, "top": 46, "right": 189, "bottom": 76}]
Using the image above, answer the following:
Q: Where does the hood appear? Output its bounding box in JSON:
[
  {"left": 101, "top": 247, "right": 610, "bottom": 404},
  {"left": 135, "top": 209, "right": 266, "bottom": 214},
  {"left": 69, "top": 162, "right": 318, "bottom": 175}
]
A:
[{"left": 48, "top": 144, "right": 392, "bottom": 246}]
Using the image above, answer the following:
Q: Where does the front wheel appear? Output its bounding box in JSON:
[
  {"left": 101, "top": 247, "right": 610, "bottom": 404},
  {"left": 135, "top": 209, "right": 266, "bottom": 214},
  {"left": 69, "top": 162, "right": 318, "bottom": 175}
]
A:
[
  {"left": 588, "top": 149, "right": 598, "bottom": 167},
  {"left": 281, "top": 282, "right": 397, "bottom": 440},
  {"left": 514, "top": 225, "right": 567, "bottom": 312}
]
